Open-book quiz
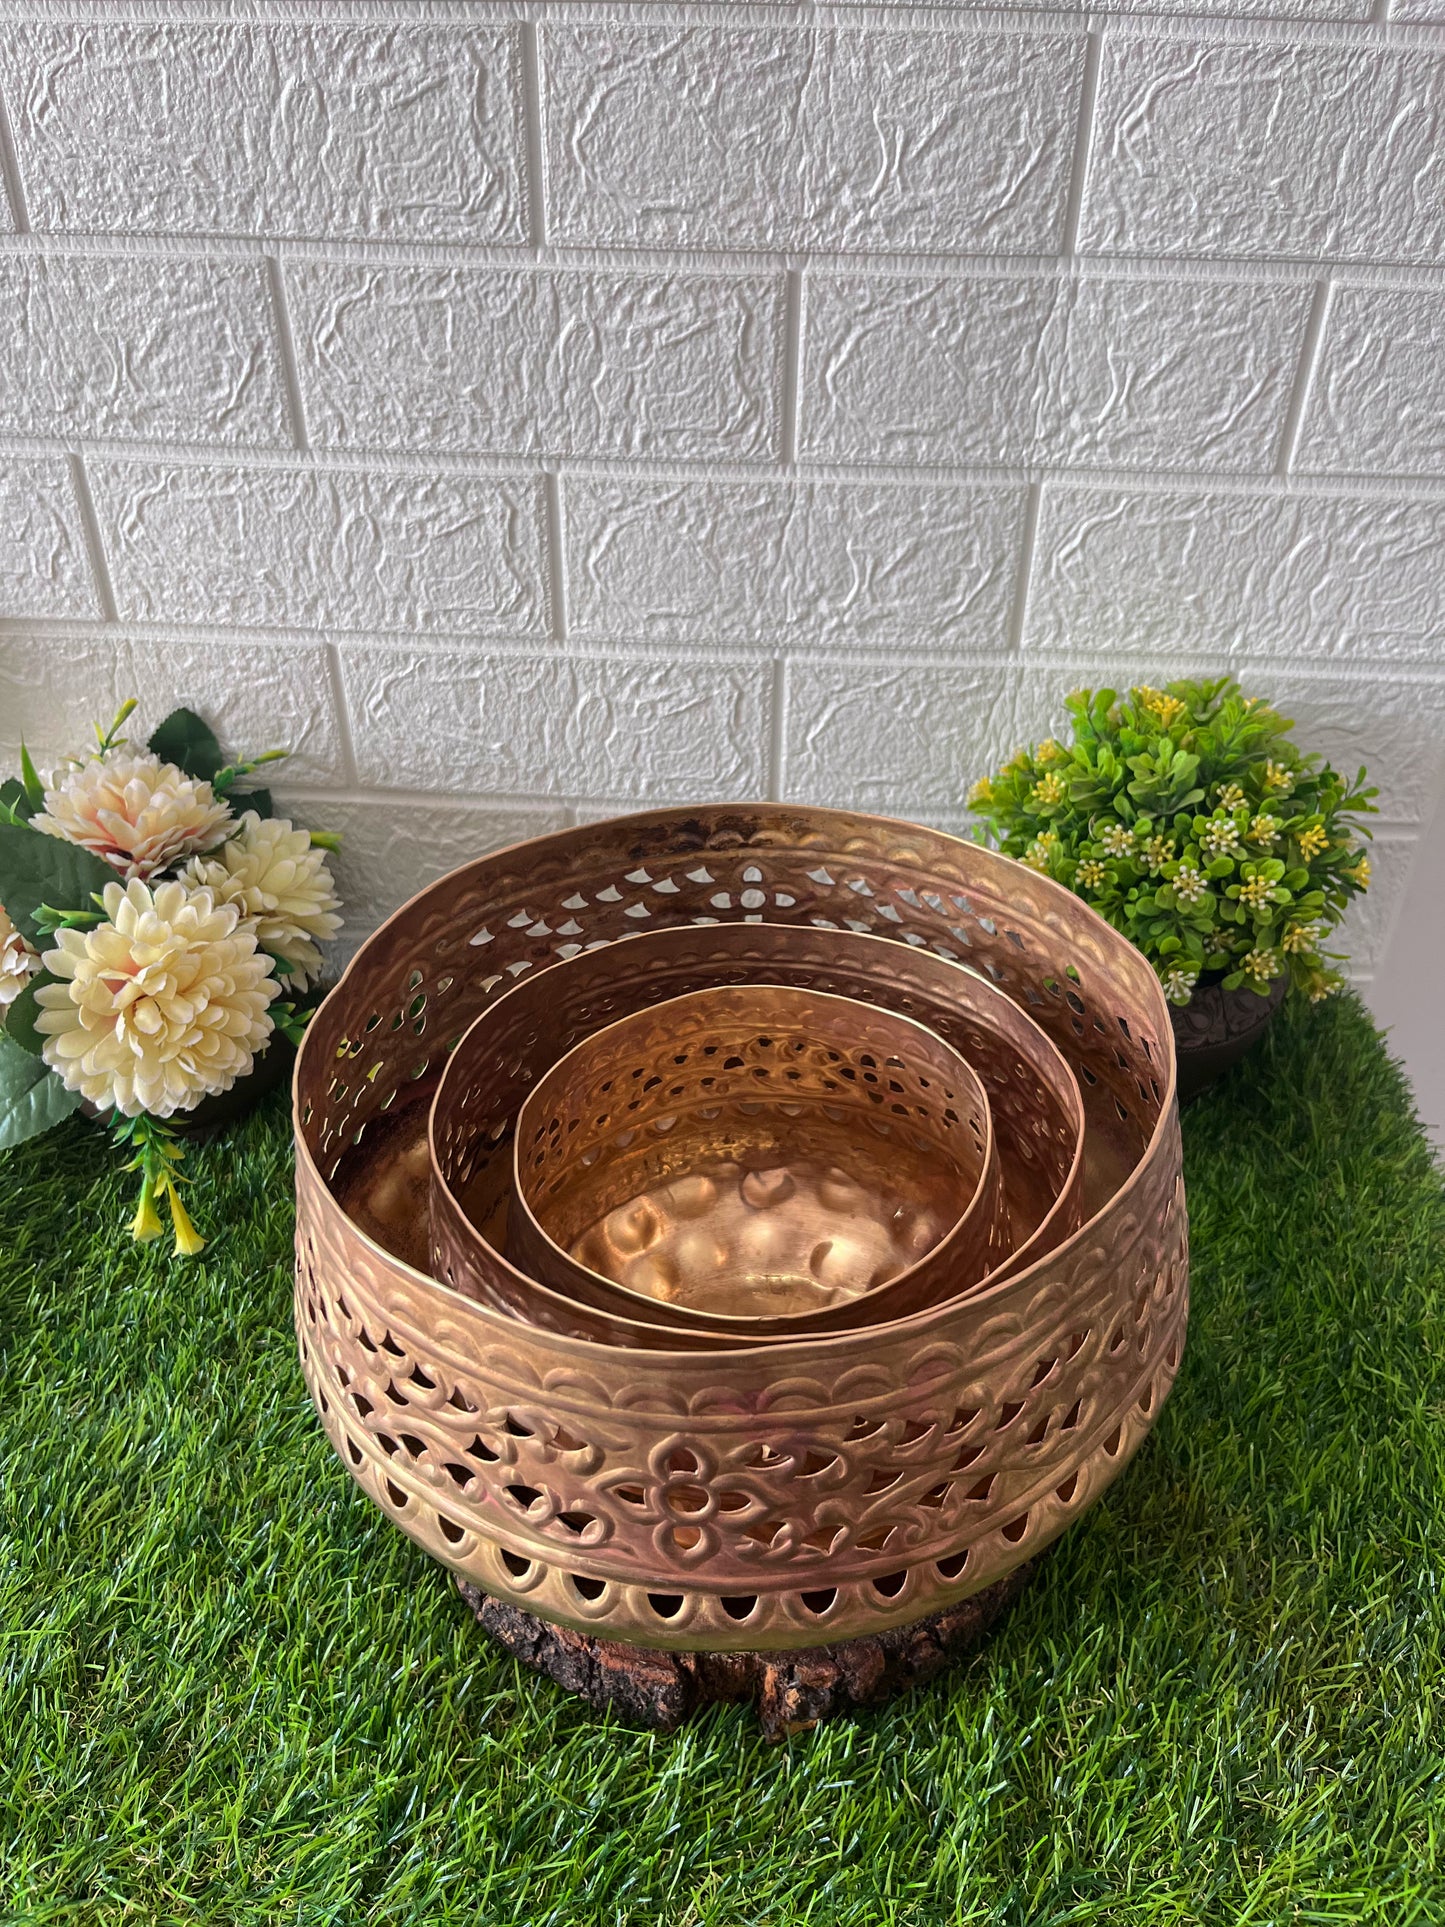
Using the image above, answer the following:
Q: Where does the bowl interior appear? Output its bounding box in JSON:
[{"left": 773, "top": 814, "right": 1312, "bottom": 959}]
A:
[{"left": 511, "top": 984, "right": 986, "bottom": 1320}]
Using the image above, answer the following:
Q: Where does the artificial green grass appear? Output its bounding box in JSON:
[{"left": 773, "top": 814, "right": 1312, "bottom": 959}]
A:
[{"left": 1, "top": 994, "right": 1442, "bottom": 1925}]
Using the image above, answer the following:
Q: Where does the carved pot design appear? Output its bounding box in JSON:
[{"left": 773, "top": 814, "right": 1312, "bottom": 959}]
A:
[{"left": 293, "top": 807, "right": 1186, "bottom": 1653}]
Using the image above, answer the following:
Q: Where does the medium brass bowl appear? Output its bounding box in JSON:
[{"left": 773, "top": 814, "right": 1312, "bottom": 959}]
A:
[
  {"left": 427, "top": 923, "right": 1084, "bottom": 1348},
  {"left": 295, "top": 806, "right": 1184, "bottom": 1652},
  {"left": 508, "top": 984, "right": 1004, "bottom": 1332}
]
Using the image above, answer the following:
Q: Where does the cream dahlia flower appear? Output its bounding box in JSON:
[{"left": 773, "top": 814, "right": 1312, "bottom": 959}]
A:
[
  {"left": 34, "top": 879, "right": 275, "bottom": 1117},
  {"left": 33, "top": 749, "right": 232, "bottom": 879},
  {"left": 0, "top": 902, "right": 38, "bottom": 1009},
  {"left": 183, "top": 812, "right": 341, "bottom": 987}
]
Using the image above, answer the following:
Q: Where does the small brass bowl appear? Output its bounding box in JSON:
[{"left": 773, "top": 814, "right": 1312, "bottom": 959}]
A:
[
  {"left": 427, "top": 923, "right": 1084, "bottom": 1348},
  {"left": 507, "top": 984, "right": 1004, "bottom": 1332}
]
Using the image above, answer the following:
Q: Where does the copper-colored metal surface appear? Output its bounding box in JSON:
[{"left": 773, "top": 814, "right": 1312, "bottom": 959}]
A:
[
  {"left": 294, "top": 806, "right": 1185, "bottom": 1652},
  {"left": 509, "top": 985, "right": 1003, "bottom": 1329},
  {"left": 427, "top": 924, "right": 1084, "bottom": 1348}
]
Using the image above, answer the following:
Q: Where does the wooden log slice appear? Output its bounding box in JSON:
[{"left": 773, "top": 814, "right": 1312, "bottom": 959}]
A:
[{"left": 457, "top": 1561, "right": 1037, "bottom": 1741}]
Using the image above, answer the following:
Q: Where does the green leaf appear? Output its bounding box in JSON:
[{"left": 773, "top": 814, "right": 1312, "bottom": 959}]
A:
[
  {"left": 4, "top": 969, "right": 57, "bottom": 1057},
  {"left": 228, "top": 787, "right": 273, "bottom": 821},
  {"left": 148, "top": 707, "right": 223, "bottom": 782},
  {"left": 0, "top": 822, "right": 118, "bottom": 947},
  {"left": 18, "top": 741, "right": 45, "bottom": 809},
  {"left": 0, "top": 1032, "right": 81, "bottom": 1151},
  {"left": 0, "top": 778, "right": 34, "bottom": 825}
]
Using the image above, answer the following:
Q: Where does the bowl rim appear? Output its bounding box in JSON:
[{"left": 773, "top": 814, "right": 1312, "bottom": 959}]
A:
[
  {"left": 293, "top": 802, "right": 1177, "bottom": 1371},
  {"left": 501, "top": 979, "right": 1001, "bottom": 1331}
]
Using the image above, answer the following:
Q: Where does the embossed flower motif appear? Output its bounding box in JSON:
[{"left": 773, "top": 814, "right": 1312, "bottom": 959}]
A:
[
  {"left": 33, "top": 749, "right": 232, "bottom": 879},
  {"left": 0, "top": 902, "right": 38, "bottom": 1010},
  {"left": 35, "top": 878, "right": 275, "bottom": 1116}
]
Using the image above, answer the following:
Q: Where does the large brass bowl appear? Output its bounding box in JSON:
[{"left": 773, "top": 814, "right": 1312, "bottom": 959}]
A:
[{"left": 294, "top": 806, "right": 1185, "bottom": 1652}]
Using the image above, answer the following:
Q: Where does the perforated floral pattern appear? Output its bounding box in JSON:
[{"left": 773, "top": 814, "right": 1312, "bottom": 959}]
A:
[{"left": 295, "top": 807, "right": 1185, "bottom": 1651}]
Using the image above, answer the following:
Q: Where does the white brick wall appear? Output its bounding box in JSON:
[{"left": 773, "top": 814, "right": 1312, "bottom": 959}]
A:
[{"left": 1, "top": 3, "right": 1441, "bottom": 977}]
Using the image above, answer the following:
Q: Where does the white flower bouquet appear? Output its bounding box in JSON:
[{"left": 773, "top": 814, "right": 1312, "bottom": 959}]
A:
[{"left": 0, "top": 700, "right": 341, "bottom": 1254}]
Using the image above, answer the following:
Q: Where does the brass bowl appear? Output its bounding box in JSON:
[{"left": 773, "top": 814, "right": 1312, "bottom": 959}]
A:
[
  {"left": 427, "top": 923, "right": 1084, "bottom": 1349},
  {"left": 295, "top": 806, "right": 1184, "bottom": 1652},
  {"left": 507, "top": 984, "right": 1004, "bottom": 1332}
]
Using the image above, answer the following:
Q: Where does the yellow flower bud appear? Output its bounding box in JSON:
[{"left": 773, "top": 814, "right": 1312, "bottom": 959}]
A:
[
  {"left": 165, "top": 1177, "right": 206, "bottom": 1259},
  {"left": 131, "top": 1177, "right": 164, "bottom": 1243}
]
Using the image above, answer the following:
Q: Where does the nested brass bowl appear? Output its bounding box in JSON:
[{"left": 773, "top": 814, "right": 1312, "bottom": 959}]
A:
[
  {"left": 508, "top": 984, "right": 1003, "bottom": 1332},
  {"left": 295, "top": 806, "right": 1186, "bottom": 1653},
  {"left": 427, "top": 923, "right": 1084, "bottom": 1349}
]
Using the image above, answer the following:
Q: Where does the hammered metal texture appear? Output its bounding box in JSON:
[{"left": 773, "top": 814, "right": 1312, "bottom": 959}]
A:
[
  {"left": 508, "top": 984, "right": 1005, "bottom": 1332},
  {"left": 428, "top": 923, "right": 1085, "bottom": 1350},
  {"left": 294, "top": 806, "right": 1185, "bottom": 1652}
]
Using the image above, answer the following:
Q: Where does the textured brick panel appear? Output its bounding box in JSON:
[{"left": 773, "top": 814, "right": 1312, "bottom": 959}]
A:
[
  {"left": 0, "top": 254, "right": 287, "bottom": 445},
  {"left": 1027, "top": 487, "right": 1445, "bottom": 669},
  {"left": 1256, "top": 670, "right": 1445, "bottom": 829},
  {"left": 0, "top": 636, "right": 344, "bottom": 785},
  {"left": 1084, "top": 41, "right": 1445, "bottom": 263},
  {"left": 0, "top": 457, "right": 97, "bottom": 619},
  {"left": 1331, "top": 833, "right": 1417, "bottom": 973},
  {"left": 289, "top": 263, "right": 784, "bottom": 461},
  {"left": 565, "top": 477, "right": 1025, "bottom": 648},
  {"left": 280, "top": 794, "right": 571, "bottom": 964},
  {"left": 1295, "top": 286, "right": 1445, "bottom": 479},
  {"left": 544, "top": 25, "right": 1086, "bottom": 255},
  {"left": 835, "top": 0, "right": 1368, "bottom": 13},
  {"left": 338, "top": 645, "right": 771, "bottom": 800},
  {"left": 0, "top": 24, "right": 526, "bottom": 242},
  {"left": 786, "top": 653, "right": 1445, "bottom": 831},
  {"left": 1393, "top": 0, "right": 1445, "bottom": 19},
  {"left": 801, "top": 272, "right": 1309, "bottom": 472},
  {"left": 784, "top": 658, "right": 1085, "bottom": 817},
  {"left": 88, "top": 463, "right": 549, "bottom": 637}
]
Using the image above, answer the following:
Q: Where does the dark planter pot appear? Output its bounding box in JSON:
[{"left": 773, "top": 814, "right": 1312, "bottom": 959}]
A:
[
  {"left": 172, "top": 1031, "right": 297, "bottom": 1138},
  {"left": 1169, "top": 970, "right": 1289, "bottom": 1103},
  {"left": 78, "top": 1032, "right": 297, "bottom": 1140}
]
